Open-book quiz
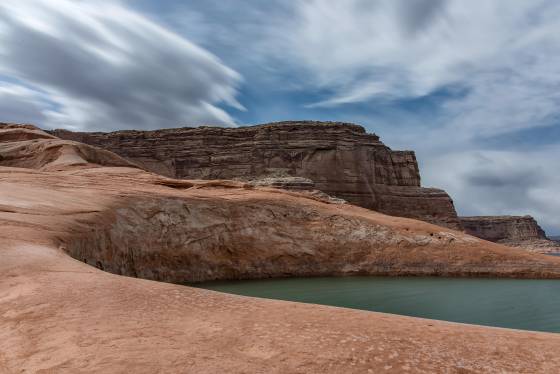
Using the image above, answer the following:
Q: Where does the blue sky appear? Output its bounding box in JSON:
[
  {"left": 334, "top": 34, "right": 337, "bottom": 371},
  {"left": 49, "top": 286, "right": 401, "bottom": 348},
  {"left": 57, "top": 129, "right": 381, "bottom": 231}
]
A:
[{"left": 0, "top": 0, "right": 559, "bottom": 234}]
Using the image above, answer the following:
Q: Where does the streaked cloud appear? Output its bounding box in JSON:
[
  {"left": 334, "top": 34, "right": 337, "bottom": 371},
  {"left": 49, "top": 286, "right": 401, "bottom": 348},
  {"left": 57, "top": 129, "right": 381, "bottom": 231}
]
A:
[
  {"left": 0, "top": 0, "right": 243, "bottom": 130},
  {"left": 423, "top": 148, "right": 560, "bottom": 233}
]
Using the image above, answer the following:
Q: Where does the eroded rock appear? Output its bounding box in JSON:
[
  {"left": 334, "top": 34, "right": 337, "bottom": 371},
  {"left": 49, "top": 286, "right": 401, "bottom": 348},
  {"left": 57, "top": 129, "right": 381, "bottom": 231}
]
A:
[
  {"left": 0, "top": 123, "right": 138, "bottom": 171},
  {"left": 460, "top": 215, "right": 560, "bottom": 253},
  {"left": 50, "top": 121, "right": 462, "bottom": 229}
]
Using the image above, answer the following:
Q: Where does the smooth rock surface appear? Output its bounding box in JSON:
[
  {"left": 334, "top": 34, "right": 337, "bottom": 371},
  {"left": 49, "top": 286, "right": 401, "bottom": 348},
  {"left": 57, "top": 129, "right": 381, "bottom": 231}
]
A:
[{"left": 0, "top": 122, "right": 137, "bottom": 171}]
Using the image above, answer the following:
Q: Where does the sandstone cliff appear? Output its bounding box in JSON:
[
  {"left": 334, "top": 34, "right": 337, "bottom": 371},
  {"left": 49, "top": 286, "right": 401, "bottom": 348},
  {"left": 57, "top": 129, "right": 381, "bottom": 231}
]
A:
[
  {"left": 4, "top": 124, "right": 560, "bottom": 373},
  {"left": 50, "top": 121, "right": 462, "bottom": 229},
  {"left": 460, "top": 215, "right": 560, "bottom": 253}
]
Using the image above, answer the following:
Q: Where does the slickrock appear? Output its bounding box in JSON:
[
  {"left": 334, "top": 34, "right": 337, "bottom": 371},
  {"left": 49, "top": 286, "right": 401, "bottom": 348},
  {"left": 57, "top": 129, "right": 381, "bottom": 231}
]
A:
[
  {"left": 460, "top": 215, "right": 560, "bottom": 253},
  {"left": 50, "top": 121, "right": 462, "bottom": 229},
  {"left": 3, "top": 123, "right": 560, "bottom": 373},
  {"left": 0, "top": 122, "right": 137, "bottom": 171}
]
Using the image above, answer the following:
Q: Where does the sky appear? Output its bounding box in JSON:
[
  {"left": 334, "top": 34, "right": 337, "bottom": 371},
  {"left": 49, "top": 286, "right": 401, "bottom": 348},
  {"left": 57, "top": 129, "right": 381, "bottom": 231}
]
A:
[{"left": 0, "top": 0, "right": 558, "bottom": 235}]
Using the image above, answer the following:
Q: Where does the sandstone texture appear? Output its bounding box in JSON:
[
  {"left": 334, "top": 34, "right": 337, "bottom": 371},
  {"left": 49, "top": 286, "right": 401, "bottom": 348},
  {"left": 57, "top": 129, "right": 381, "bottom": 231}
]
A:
[
  {"left": 3, "top": 124, "right": 560, "bottom": 373},
  {"left": 51, "top": 121, "right": 462, "bottom": 229},
  {"left": 461, "top": 215, "right": 560, "bottom": 253},
  {"left": 0, "top": 122, "right": 137, "bottom": 172}
]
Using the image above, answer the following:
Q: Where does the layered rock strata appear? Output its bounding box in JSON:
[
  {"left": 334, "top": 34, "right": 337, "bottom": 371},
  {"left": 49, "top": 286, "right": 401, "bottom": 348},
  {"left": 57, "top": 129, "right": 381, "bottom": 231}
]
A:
[
  {"left": 50, "top": 121, "right": 462, "bottom": 229},
  {"left": 460, "top": 215, "right": 560, "bottom": 253}
]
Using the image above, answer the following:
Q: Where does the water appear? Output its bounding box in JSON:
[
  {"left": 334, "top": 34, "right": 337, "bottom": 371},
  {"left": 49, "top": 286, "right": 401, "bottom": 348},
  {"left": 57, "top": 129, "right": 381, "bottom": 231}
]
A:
[{"left": 196, "top": 276, "right": 560, "bottom": 332}]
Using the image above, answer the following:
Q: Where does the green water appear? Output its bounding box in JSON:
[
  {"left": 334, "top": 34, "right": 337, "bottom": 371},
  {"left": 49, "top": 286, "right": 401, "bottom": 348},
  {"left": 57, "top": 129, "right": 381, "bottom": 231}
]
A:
[{"left": 196, "top": 277, "right": 560, "bottom": 332}]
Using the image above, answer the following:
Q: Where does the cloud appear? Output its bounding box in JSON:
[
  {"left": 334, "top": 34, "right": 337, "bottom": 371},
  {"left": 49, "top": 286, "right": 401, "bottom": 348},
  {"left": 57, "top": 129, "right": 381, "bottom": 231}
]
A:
[
  {"left": 139, "top": 0, "right": 297, "bottom": 91},
  {"left": 421, "top": 148, "right": 560, "bottom": 234},
  {"left": 397, "top": 0, "right": 447, "bottom": 35},
  {"left": 280, "top": 1, "right": 560, "bottom": 132},
  {"left": 0, "top": 82, "right": 49, "bottom": 124},
  {"left": 0, "top": 0, "right": 243, "bottom": 131}
]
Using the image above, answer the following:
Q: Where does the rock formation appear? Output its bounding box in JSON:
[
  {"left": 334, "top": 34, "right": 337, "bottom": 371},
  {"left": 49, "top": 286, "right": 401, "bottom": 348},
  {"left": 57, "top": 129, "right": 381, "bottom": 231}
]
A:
[
  {"left": 0, "top": 122, "right": 137, "bottom": 171},
  {"left": 3, "top": 123, "right": 560, "bottom": 372},
  {"left": 460, "top": 215, "right": 560, "bottom": 253},
  {"left": 5, "top": 122, "right": 559, "bottom": 280},
  {"left": 50, "top": 121, "right": 462, "bottom": 229},
  {"left": 460, "top": 215, "right": 547, "bottom": 242}
]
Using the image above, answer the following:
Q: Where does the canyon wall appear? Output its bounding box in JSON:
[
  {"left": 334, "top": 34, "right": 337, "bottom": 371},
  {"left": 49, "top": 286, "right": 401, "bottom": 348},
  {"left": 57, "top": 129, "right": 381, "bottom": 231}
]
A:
[
  {"left": 50, "top": 121, "right": 461, "bottom": 229},
  {"left": 460, "top": 215, "right": 560, "bottom": 253}
]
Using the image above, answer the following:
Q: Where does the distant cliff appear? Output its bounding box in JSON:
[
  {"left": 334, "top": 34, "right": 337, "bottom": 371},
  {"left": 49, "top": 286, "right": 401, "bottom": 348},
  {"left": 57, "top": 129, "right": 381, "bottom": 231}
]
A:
[
  {"left": 460, "top": 215, "right": 560, "bottom": 253},
  {"left": 50, "top": 121, "right": 461, "bottom": 229},
  {"left": 460, "top": 215, "right": 546, "bottom": 241}
]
